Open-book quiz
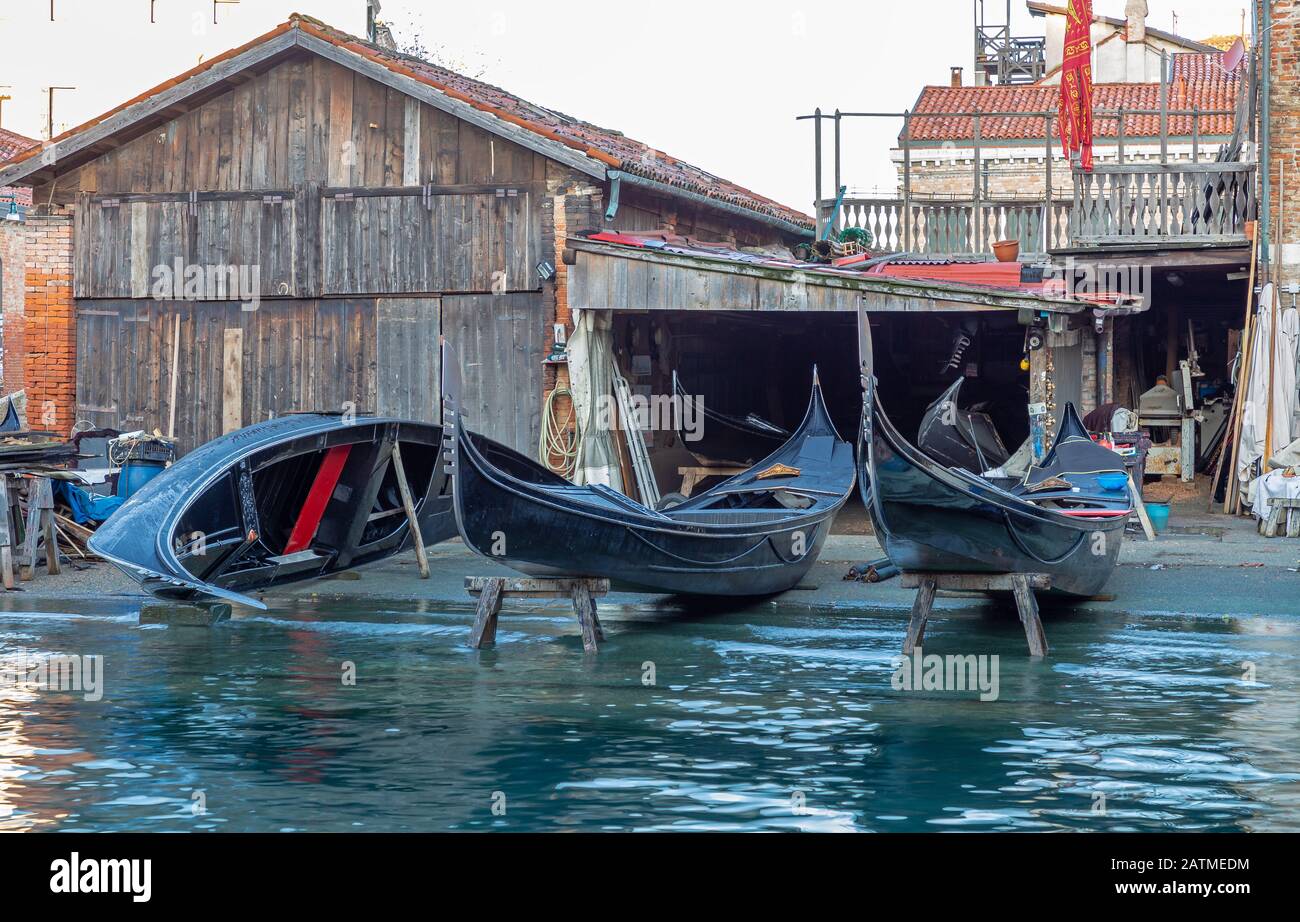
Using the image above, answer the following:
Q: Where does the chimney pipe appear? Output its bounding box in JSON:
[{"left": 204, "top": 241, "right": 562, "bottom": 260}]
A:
[{"left": 951, "top": 66, "right": 964, "bottom": 87}]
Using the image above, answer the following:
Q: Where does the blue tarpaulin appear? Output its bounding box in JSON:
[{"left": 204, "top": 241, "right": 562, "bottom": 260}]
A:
[{"left": 54, "top": 481, "right": 124, "bottom": 525}]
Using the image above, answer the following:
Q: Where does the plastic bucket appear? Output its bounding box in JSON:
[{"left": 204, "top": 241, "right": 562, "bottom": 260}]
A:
[{"left": 1145, "top": 501, "right": 1170, "bottom": 534}]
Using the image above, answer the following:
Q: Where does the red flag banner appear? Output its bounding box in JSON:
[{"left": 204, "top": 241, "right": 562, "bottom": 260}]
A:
[{"left": 1058, "top": 0, "right": 1094, "bottom": 171}]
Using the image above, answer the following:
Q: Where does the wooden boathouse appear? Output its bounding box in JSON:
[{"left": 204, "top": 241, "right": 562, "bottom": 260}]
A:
[{"left": 0, "top": 14, "right": 1119, "bottom": 486}]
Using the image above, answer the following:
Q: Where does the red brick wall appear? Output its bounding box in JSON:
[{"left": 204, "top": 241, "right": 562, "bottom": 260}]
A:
[
  {"left": 0, "top": 221, "right": 25, "bottom": 395},
  {"left": 1269, "top": 0, "right": 1300, "bottom": 283},
  {"left": 23, "top": 212, "right": 75, "bottom": 433}
]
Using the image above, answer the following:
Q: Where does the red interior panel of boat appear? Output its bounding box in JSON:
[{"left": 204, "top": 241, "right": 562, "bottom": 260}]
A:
[{"left": 283, "top": 445, "right": 353, "bottom": 553}]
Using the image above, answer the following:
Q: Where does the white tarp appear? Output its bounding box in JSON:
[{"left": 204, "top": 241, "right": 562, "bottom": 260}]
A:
[
  {"left": 566, "top": 309, "right": 624, "bottom": 491},
  {"left": 1237, "top": 283, "right": 1300, "bottom": 509}
]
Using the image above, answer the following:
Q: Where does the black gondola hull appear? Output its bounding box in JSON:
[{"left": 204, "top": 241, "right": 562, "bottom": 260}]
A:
[
  {"left": 857, "top": 312, "right": 1128, "bottom": 599},
  {"left": 90, "top": 415, "right": 460, "bottom": 607},
  {"left": 448, "top": 345, "right": 855, "bottom": 598},
  {"left": 454, "top": 444, "right": 839, "bottom": 596}
]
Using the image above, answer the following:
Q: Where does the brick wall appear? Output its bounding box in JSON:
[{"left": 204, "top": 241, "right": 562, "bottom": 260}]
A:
[
  {"left": 1269, "top": 0, "right": 1300, "bottom": 284},
  {"left": 0, "top": 221, "right": 25, "bottom": 395},
  {"left": 23, "top": 211, "right": 75, "bottom": 434}
]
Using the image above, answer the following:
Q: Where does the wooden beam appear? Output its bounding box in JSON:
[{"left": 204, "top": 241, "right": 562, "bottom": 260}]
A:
[{"left": 222, "top": 327, "right": 243, "bottom": 434}]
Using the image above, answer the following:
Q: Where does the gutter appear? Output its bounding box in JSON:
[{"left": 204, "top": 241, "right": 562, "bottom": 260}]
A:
[{"left": 606, "top": 169, "right": 815, "bottom": 239}]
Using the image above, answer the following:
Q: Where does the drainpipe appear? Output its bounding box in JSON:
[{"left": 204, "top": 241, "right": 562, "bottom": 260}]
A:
[
  {"left": 1261, "top": 0, "right": 1271, "bottom": 278},
  {"left": 604, "top": 172, "right": 621, "bottom": 224}
]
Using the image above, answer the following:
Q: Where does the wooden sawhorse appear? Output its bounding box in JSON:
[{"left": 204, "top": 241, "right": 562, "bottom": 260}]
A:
[
  {"left": 900, "top": 572, "right": 1051, "bottom": 657},
  {"left": 0, "top": 474, "right": 60, "bottom": 589},
  {"left": 1260, "top": 496, "right": 1300, "bottom": 537},
  {"left": 466, "top": 577, "right": 610, "bottom": 653}
]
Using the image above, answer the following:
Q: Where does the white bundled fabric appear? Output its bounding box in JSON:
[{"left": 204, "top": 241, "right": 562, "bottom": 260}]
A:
[
  {"left": 1237, "top": 283, "right": 1300, "bottom": 510},
  {"left": 566, "top": 309, "right": 623, "bottom": 491}
]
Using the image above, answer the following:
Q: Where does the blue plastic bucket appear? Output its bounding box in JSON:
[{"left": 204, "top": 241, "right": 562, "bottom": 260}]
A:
[
  {"left": 1145, "top": 502, "right": 1170, "bottom": 534},
  {"left": 117, "top": 459, "right": 166, "bottom": 499}
]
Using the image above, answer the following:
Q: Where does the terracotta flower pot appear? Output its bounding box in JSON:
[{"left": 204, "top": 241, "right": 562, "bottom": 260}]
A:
[{"left": 992, "top": 239, "right": 1020, "bottom": 262}]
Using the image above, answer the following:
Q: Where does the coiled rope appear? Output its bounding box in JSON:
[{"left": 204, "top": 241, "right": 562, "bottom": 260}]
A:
[{"left": 540, "top": 385, "right": 581, "bottom": 480}]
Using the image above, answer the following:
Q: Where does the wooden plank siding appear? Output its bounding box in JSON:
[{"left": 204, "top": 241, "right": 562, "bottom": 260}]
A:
[
  {"left": 442, "top": 292, "right": 543, "bottom": 454},
  {"left": 76, "top": 298, "right": 377, "bottom": 452},
  {"left": 76, "top": 293, "right": 541, "bottom": 454},
  {"left": 320, "top": 189, "right": 537, "bottom": 295}
]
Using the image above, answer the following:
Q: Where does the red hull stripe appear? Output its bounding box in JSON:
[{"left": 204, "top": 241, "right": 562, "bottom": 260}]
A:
[{"left": 283, "top": 445, "right": 353, "bottom": 553}]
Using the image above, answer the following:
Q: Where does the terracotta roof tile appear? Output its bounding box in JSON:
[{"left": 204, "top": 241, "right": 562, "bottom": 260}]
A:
[
  {"left": 0, "top": 127, "right": 37, "bottom": 207},
  {"left": 906, "top": 52, "right": 1242, "bottom": 145},
  {"left": 0, "top": 16, "right": 811, "bottom": 231}
]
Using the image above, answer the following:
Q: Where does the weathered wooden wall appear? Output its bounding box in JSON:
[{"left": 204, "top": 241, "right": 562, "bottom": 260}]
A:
[
  {"left": 76, "top": 293, "right": 542, "bottom": 453},
  {"left": 62, "top": 51, "right": 560, "bottom": 455}
]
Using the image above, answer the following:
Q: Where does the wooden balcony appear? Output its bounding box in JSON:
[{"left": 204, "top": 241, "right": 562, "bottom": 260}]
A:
[
  {"left": 819, "top": 162, "right": 1255, "bottom": 258},
  {"left": 1069, "top": 162, "right": 1255, "bottom": 245}
]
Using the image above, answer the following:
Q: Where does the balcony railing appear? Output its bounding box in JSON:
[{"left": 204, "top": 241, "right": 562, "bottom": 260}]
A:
[
  {"left": 822, "top": 197, "right": 1072, "bottom": 256},
  {"left": 1070, "top": 162, "right": 1255, "bottom": 244},
  {"left": 819, "top": 160, "right": 1256, "bottom": 257}
]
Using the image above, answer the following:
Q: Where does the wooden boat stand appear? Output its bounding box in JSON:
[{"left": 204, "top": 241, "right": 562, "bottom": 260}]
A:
[
  {"left": 466, "top": 576, "right": 609, "bottom": 653},
  {"left": 0, "top": 473, "right": 61, "bottom": 590},
  {"left": 900, "top": 572, "right": 1051, "bottom": 657}
]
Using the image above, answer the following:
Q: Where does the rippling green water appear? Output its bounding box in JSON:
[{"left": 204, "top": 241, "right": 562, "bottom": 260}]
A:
[{"left": 1, "top": 598, "right": 1297, "bottom": 832}]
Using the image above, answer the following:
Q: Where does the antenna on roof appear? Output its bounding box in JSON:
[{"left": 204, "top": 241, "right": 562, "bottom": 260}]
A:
[
  {"left": 46, "top": 86, "right": 75, "bottom": 140},
  {"left": 213, "top": 0, "right": 239, "bottom": 25}
]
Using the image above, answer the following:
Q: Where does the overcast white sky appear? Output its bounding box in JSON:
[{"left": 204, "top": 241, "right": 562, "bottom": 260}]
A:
[{"left": 0, "top": 0, "right": 1247, "bottom": 214}]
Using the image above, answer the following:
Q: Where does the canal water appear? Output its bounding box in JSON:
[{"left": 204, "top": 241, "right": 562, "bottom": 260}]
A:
[{"left": 1, "top": 597, "right": 1297, "bottom": 832}]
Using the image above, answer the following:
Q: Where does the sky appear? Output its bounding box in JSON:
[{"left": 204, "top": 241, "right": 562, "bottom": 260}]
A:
[{"left": 0, "top": 0, "right": 1249, "bottom": 216}]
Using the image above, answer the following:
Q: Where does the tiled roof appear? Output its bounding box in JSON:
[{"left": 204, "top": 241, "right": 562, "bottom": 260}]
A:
[
  {"left": 0, "top": 127, "right": 36, "bottom": 207},
  {"left": 905, "top": 52, "right": 1242, "bottom": 145},
  {"left": 0, "top": 16, "right": 812, "bottom": 231}
]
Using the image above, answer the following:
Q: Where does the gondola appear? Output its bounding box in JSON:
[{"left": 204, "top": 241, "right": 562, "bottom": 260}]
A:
[
  {"left": 672, "top": 370, "right": 790, "bottom": 466},
  {"left": 91, "top": 414, "right": 530, "bottom": 609},
  {"left": 916, "top": 377, "right": 1010, "bottom": 472},
  {"left": 448, "top": 343, "right": 856, "bottom": 596},
  {"left": 857, "top": 310, "right": 1130, "bottom": 598}
]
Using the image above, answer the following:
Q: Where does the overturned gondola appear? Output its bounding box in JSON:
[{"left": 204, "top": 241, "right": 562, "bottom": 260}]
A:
[
  {"left": 672, "top": 370, "right": 790, "bottom": 466},
  {"left": 448, "top": 344, "right": 856, "bottom": 596},
  {"left": 91, "top": 415, "right": 476, "bottom": 608},
  {"left": 857, "top": 312, "right": 1131, "bottom": 598}
]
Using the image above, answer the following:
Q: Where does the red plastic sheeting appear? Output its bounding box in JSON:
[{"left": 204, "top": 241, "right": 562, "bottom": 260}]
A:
[
  {"left": 870, "top": 262, "right": 1024, "bottom": 286},
  {"left": 283, "top": 445, "right": 353, "bottom": 554}
]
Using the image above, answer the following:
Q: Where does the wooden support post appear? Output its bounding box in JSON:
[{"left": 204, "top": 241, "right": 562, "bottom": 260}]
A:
[
  {"left": 571, "top": 582, "right": 604, "bottom": 653},
  {"left": 468, "top": 576, "right": 504, "bottom": 648},
  {"left": 465, "top": 577, "right": 609, "bottom": 653},
  {"left": 20, "top": 482, "right": 41, "bottom": 581},
  {"left": 1128, "top": 472, "right": 1157, "bottom": 541},
  {"left": 902, "top": 572, "right": 1052, "bottom": 656},
  {"left": 903, "top": 576, "right": 936, "bottom": 655},
  {"left": 1010, "top": 574, "right": 1048, "bottom": 657},
  {"left": 36, "top": 478, "right": 59, "bottom": 576},
  {"left": 390, "top": 441, "right": 429, "bottom": 579},
  {"left": 0, "top": 476, "right": 15, "bottom": 590}
]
